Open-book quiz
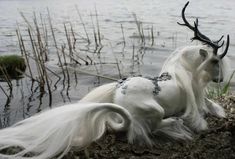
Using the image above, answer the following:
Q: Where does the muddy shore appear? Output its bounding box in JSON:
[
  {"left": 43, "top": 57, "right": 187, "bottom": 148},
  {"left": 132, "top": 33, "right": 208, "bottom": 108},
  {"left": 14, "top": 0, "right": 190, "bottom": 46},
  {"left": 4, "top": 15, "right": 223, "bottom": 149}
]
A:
[{"left": 64, "top": 95, "right": 235, "bottom": 159}]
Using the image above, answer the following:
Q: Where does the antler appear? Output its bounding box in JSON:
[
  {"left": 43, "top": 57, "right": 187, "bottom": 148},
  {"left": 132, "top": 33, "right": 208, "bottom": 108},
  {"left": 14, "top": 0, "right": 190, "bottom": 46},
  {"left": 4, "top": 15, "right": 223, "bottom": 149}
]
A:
[
  {"left": 178, "top": 1, "right": 230, "bottom": 58},
  {"left": 219, "top": 35, "right": 230, "bottom": 59}
]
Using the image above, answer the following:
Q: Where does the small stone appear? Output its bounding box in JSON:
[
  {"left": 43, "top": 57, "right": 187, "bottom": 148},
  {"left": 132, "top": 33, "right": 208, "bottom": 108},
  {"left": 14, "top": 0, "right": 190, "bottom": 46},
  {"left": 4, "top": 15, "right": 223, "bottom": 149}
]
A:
[
  {"left": 228, "top": 95, "right": 235, "bottom": 101},
  {"left": 230, "top": 107, "right": 235, "bottom": 114}
]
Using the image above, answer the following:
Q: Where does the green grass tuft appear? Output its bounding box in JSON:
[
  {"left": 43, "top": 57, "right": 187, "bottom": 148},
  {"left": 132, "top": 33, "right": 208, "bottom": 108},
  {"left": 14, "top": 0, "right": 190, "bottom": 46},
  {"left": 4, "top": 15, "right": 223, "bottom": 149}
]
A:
[
  {"left": 222, "top": 70, "right": 235, "bottom": 95},
  {"left": 207, "top": 71, "right": 235, "bottom": 98}
]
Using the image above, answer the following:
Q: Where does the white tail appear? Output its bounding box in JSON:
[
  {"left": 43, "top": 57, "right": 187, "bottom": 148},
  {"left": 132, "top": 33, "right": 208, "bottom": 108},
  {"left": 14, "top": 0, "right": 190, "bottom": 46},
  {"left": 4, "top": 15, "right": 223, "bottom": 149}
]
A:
[
  {"left": 80, "top": 83, "right": 117, "bottom": 103},
  {"left": 0, "top": 102, "right": 131, "bottom": 159}
]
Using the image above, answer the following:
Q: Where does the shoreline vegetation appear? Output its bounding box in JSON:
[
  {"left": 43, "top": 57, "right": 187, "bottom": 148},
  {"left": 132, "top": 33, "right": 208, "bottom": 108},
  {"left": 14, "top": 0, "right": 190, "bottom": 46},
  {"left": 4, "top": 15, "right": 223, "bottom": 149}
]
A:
[
  {"left": 0, "top": 8, "right": 234, "bottom": 159},
  {"left": 0, "top": 8, "right": 164, "bottom": 112},
  {"left": 0, "top": 55, "right": 26, "bottom": 78}
]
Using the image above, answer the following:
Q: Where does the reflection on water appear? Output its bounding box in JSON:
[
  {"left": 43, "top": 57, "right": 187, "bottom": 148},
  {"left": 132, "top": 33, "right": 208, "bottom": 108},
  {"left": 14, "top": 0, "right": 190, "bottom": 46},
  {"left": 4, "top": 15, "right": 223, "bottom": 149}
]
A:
[{"left": 0, "top": 0, "right": 235, "bottom": 126}]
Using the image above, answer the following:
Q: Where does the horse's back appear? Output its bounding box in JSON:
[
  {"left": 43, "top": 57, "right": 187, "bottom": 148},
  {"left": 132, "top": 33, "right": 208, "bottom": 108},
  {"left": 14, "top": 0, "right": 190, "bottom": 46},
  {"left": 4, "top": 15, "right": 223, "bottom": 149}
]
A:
[{"left": 80, "top": 83, "right": 116, "bottom": 103}]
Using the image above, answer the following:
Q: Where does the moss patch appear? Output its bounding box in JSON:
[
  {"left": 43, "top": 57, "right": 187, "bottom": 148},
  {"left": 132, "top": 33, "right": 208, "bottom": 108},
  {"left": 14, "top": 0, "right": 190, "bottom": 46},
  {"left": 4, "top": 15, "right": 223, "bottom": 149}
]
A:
[{"left": 0, "top": 55, "right": 26, "bottom": 79}]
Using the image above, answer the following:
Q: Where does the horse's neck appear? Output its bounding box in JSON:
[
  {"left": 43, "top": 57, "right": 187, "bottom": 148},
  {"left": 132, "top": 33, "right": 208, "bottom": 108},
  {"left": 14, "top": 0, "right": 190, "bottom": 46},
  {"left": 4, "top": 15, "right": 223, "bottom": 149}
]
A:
[{"left": 192, "top": 76, "right": 207, "bottom": 113}]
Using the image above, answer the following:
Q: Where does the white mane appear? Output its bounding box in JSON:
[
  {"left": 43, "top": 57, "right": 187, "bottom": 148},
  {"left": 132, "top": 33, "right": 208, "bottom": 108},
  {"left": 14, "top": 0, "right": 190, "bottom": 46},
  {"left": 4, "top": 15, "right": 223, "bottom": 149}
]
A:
[{"left": 161, "top": 45, "right": 228, "bottom": 130}]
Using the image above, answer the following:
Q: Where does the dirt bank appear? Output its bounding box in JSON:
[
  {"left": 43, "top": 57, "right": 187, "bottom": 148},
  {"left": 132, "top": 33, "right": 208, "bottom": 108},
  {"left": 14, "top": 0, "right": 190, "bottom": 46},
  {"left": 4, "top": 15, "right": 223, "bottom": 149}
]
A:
[{"left": 64, "top": 95, "right": 235, "bottom": 159}]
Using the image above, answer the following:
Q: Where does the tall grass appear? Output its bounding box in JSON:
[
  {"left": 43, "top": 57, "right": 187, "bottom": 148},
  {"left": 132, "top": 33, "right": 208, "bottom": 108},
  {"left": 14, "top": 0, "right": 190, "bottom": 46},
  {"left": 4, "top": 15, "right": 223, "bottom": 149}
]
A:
[{"left": 207, "top": 71, "right": 235, "bottom": 98}]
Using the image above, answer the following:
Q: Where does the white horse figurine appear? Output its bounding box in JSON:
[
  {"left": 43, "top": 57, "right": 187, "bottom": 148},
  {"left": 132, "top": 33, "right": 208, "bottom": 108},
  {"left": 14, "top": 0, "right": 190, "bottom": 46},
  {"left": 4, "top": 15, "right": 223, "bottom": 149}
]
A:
[{"left": 0, "top": 2, "right": 230, "bottom": 159}]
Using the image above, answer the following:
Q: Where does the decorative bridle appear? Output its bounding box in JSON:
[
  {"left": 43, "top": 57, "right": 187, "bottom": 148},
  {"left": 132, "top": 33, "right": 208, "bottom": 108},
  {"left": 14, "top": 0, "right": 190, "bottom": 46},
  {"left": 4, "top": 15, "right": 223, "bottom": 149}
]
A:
[{"left": 177, "top": 1, "right": 230, "bottom": 59}]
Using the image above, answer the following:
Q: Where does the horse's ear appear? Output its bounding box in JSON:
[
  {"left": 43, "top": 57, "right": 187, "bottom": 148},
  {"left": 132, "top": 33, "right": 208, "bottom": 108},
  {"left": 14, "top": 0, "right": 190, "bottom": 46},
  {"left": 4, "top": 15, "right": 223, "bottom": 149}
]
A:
[{"left": 199, "top": 49, "right": 208, "bottom": 58}]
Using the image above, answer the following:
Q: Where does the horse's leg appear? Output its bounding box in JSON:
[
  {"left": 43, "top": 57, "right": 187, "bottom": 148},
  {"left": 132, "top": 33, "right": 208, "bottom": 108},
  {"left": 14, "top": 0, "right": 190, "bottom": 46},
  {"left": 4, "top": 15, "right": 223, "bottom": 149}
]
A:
[
  {"left": 205, "top": 98, "right": 226, "bottom": 118},
  {"left": 116, "top": 94, "right": 192, "bottom": 142},
  {"left": 115, "top": 98, "right": 166, "bottom": 145},
  {"left": 114, "top": 77, "right": 192, "bottom": 143},
  {"left": 113, "top": 77, "right": 167, "bottom": 145},
  {"left": 154, "top": 117, "right": 192, "bottom": 140}
]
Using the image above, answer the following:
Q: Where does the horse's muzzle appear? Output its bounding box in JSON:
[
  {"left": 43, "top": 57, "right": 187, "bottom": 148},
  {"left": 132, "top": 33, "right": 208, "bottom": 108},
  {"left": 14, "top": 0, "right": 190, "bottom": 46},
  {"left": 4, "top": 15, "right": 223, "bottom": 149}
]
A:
[{"left": 212, "top": 78, "right": 223, "bottom": 83}]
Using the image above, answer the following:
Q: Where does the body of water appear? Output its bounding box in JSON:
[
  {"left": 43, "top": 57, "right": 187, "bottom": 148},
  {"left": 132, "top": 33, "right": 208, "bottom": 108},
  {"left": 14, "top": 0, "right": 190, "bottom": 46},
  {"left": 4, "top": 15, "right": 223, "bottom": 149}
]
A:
[
  {"left": 0, "top": 0, "right": 235, "bottom": 54},
  {"left": 0, "top": 0, "right": 235, "bottom": 126}
]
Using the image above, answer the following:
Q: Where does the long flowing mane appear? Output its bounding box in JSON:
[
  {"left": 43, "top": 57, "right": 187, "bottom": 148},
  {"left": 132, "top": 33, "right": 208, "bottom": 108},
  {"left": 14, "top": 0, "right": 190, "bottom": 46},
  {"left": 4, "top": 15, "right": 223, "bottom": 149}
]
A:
[{"left": 160, "top": 45, "right": 229, "bottom": 130}]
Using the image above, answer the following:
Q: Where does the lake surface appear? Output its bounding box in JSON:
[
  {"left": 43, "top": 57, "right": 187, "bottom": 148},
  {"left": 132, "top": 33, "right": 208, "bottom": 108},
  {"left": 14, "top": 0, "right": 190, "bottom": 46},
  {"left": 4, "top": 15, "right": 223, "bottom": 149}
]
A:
[
  {"left": 0, "top": 0, "right": 235, "bottom": 126},
  {"left": 1, "top": 0, "right": 235, "bottom": 54}
]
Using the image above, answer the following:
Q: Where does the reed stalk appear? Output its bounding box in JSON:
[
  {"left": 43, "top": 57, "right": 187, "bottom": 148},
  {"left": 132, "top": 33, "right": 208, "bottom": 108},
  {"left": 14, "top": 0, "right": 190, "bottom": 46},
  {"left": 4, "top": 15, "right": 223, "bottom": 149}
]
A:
[
  {"left": 16, "top": 29, "right": 34, "bottom": 80},
  {"left": 151, "top": 25, "right": 154, "bottom": 46},
  {"left": 15, "top": 68, "right": 39, "bottom": 83},
  {"left": 61, "top": 45, "right": 71, "bottom": 88},
  {"left": 67, "top": 66, "right": 118, "bottom": 81},
  {"left": 95, "top": 7, "right": 102, "bottom": 45},
  {"left": 133, "top": 13, "right": 145, "bottom": 43},
  {"left": 69, "top": 22, "right": 77, "bottom": 50},
  {"left": 40, "top": 13, "right": 49, "bottom": 61},
  {"left": 121, "top": 24, "right": 126, "bottom": 46},
  {"left": 64, "top": 23, "right": 73, "bottom": 63},
  {"left": 75, "top": 5, "right": 90, "bottom": 44},
  {"left": 131, "top": 44, "right": 135, "bottom": 75},
  {"left": 28, "top": 28, "right": 45, "bottom": 90},
  {"left": 47, "top": 8, "right": 66, "bottom": 83},
  {"left": 0, "top": 83, "right": 9, "bottom": 98},
  {"left": 90, "top": 12, "right": 98, "bottom": 47},
  {"left": 0, "top": 66, "right": 13, "bottom": 91},
  {"left": 110, "top": 43, "right": 122, "bottom": 78}
]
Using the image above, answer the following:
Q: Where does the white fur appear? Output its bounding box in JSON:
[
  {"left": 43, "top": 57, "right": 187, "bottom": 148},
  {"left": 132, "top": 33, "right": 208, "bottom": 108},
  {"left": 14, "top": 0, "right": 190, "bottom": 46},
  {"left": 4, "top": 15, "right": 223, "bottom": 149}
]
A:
[
  {"left": 0, "top": 103, "right": 132, "bottom": 159},
  {"left": 0, "top": 45, "right": 228, "bottom": 158},
  {"left": 80, "top": 83, "right": 116, "bottom": 103}
]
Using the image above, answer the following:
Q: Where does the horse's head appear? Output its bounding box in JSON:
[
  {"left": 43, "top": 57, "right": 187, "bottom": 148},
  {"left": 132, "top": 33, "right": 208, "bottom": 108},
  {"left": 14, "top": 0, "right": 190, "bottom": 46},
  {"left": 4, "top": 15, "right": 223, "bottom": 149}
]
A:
[
  {"left": 178, "top": 1, "right": 230, "bottom": 83},
  {"left": 198, "top": 47, "right": 227, "bottom": 83}
]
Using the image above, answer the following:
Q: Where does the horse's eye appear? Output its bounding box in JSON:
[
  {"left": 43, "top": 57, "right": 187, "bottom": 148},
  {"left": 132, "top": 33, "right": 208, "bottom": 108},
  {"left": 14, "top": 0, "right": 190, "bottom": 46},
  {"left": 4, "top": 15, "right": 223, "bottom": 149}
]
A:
[{"left": 211, "top": 59, "right": 219, "bottom": 64}]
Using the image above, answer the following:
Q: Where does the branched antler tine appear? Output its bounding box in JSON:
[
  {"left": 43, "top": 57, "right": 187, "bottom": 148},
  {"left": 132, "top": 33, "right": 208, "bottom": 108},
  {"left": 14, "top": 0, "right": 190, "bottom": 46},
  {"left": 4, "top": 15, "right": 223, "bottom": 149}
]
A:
[
  {"left": 192, "top": 22, "right": 203, "bottom": 41},
  {"left": 214, "top": 35, "right": 224, "bottom": 44},
  {"left": 219, "top": 35, "right": 230, "bottom": 59},
  {"left": 178, "top": 2, "right": 211, "bottom": 41},
  {"left": 192, "top": 21, "right": 199, "bottom": 40},
  {"left": 218, "top": 40, "right": 225, "bottom": 48},
  {"left": 195, "top": 18, "right": 198, "bottom": 25},
  {"left": 177, "top": 2, "right": 194, "bottom": 29},
  {"left": 195, "top": 18, "right": 211, "bottom": 41},
  {"left": 193, "top": 22, "right": 206, "bottom": 42},
  {"left": 193, "top": 22, "right": 217, "bottom": 48},
  {"left": 179, "top": 1, "right": 228, "bottom": 56}
]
